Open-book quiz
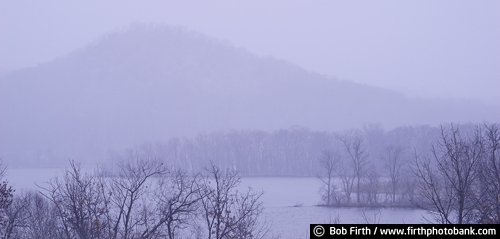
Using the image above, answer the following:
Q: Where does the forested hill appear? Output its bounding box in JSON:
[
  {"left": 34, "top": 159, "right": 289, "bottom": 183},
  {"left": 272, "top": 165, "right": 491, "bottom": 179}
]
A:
[{"left": 1, "top": 24, "right": 498, "bottom": 167}]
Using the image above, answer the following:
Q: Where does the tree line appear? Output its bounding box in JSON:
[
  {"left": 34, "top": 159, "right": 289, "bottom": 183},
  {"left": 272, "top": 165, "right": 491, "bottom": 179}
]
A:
[
  {"left": 105, "top": 123, "right": 438, "bottom": 177},
  {"left": 317, "top": 122, "right": 500, "bottom": 224},
  {"left": 0, "top": 158, "right": 269, "bottom": 238}
]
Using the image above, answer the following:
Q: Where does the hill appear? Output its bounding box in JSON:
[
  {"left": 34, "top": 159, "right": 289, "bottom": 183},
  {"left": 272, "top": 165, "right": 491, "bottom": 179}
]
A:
[{"left": 1, "top": 24, "right": 498, "bottom": 167}]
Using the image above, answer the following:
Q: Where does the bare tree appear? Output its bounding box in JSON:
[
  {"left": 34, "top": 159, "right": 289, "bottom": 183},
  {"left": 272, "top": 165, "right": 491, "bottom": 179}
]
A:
[
  {"left": 413, "top": 124, "right": 484, "bottom": 224},
  {"left": 317, "top": 149, "right": 341, "bottom": 206},
  {"left": 381, "top": 145, "right": 405, "bottom": 204},
  {"left": 400, "top": 174, "right": 417, "bottom": 206},
  {"left": 198, "top": 163, "right": 266, "bottom": 239},
  {"left": 338, "top": 129, "right": 369, "bottom": 205},
  {"left": 0, "top": 158, "right": 15, "bottom": 239},
  {"left": 106, "top": 155, "right": 168, "bottom": 239},
  {"left": 412, "top": 149, "right": 455, "bottom": 223},
  {"left": 15, "top": 191, "right": 60, "bottom": 239},
  {"left": 3, "top": 192, "right": 29, "bottom": 239},
  {"left": 32, "top": 155, "right": 205, "bottom": 239},
  {"left": 477, "top": 122, "right": 500, "bottom": 223},
  {"left": 364, "top": 165, "right": 380, "bottom": 206},
  {"left": 38, "top": 159, "right": 110, "bottom": 239},
  {"left": 336, "top": 161, "right": 355, "bottom": 205},
  {"left": 143, "top": 169, "right": 203, "bottom": 239}
]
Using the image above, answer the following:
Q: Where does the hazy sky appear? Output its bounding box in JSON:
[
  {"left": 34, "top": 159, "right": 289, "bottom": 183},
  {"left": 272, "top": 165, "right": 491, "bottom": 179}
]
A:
[{"left": 1, "top": 0, "right": 499, "bottom": 104}]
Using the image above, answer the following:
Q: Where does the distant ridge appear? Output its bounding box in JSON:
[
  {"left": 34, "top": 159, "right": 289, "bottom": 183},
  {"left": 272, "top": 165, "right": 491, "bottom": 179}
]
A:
[{"left": 1, "top": 23, "right": 498, "bottom": 167}]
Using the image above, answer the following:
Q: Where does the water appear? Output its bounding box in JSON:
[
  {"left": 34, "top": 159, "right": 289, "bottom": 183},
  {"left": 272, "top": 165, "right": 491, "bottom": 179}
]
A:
[
  {"left": 238, "top": 177, "right": 428, "bottom": 238},
  {"left": 6, "top": 169, "right": 429, "bottom": 239},
  {"left": 6, "top": 168, "right": 63, "bottom": 191}
]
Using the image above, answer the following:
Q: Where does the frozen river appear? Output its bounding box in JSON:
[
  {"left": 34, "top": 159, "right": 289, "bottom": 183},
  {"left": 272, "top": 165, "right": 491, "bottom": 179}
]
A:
[{"left": 238, "top": 177, "right": 429, "bottom": 238}]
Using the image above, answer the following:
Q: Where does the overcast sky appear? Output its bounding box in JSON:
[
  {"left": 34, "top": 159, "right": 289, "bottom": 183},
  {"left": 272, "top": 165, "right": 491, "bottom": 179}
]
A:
[{"left": 1, "top": 0, "right": 499, "bottom": 104}]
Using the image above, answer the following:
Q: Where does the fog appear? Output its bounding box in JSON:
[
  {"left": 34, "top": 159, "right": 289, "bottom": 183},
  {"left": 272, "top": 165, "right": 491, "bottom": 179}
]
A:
[
  {"left": 1, "top": 0, "right": 499, "bottom": 104},
  {"left": 0, "top": 1, "right": 499, "bottom": 236},
  {"left": 0, "top": 1, "right": 498, "bottom": 169}
]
